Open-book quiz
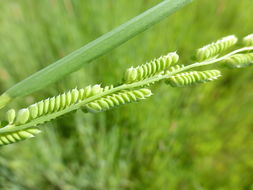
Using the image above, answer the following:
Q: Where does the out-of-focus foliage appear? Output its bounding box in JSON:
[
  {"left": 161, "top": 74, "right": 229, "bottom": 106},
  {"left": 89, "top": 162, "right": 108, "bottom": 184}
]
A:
[{"left": 0, "top": 0, "right": 252, "bottom": 189}]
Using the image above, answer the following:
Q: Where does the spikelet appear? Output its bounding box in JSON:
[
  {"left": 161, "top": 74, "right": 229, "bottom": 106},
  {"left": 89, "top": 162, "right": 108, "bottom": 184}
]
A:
[
  {"left": 0, "top": 128, "right": 41, "bottom": 146},
  {"left": 5, "top": 84, "right": 113, "bottom": 126},
  {"left": 102, "top": 85, "right": 114, "bottom": 92},
  {"left": 167, "top": 70, "right": 221, "bottom": 87},
  {"left": 196, "top": 35, "right": 238, "bottom": 61},
  {"left": 165, "top": 64, "right": 185, "bottom": 74},
  {"left": 124, "top": 52, "right": 179, "bottom": 83},
  {"left": 243, "top": 34, "right": 253, "bottom": 46},
  {"left": 16, "top": 109, "right": 30, "bottom": 125},
  {"left": 85, "top": 89, "right": 152, "bottom": 113},
  {"left": 223, "top": 53, "right": 253, "bottom": 68},
  {"left": 7, "top": 109, "right": 16, "bottom": 124}
]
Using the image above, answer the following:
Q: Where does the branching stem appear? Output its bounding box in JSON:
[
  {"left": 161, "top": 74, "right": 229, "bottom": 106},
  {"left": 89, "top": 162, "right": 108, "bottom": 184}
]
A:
[{"left": 1, "top": 47, "right": 252, "bottom": 134}]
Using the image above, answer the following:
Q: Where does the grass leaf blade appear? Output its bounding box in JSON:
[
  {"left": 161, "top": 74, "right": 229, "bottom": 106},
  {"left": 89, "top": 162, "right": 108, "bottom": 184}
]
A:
[{"left": 0, "top": 0, "right": 193, "bottom": 109}]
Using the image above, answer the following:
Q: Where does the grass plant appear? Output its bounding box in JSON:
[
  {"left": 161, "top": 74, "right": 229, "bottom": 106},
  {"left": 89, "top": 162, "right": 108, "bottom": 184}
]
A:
[
  {"left": 0, "top": 34, "right": 252, "bottom": 145},
  {"left": 0, "top": 0, "right": 253, "bottom": 189}
]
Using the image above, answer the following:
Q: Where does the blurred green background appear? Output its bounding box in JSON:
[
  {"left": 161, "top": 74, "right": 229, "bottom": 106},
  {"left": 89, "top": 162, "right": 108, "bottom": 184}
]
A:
[{"left": 0, "top": 0, "right": 253, "bottom": 189}]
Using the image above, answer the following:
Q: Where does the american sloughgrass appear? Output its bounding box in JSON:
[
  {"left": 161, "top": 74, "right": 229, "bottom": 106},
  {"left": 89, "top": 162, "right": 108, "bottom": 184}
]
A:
[
  {"left": 0, "top": 33, "right": 252, "bottom": 146},
  {"left": 1, "top": 1, "right": 253, "bottom": 189}
]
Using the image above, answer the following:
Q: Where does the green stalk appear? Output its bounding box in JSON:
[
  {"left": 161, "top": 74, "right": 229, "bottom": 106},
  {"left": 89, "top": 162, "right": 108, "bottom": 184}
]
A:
[
  {"left": 0, "top": 0, "right": 193, "bottom": 109},
  {"left": 1, "top": 46, "right": 251, "bottom": 134},
  {"left": 182, "top": 46, "right": 253, "bottom": 71}
]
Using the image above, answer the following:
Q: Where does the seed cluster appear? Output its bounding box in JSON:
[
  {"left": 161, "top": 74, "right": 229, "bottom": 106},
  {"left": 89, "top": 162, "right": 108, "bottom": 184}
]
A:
[
  {"left": 167, "top": 70, "right": 221, "bottom": 87},
  {"left": 85, "top": 89, "right": 152, "bottom": 113},
  {"left": 223, "top": 53, "right": 253, "bottom": 68},
  {"left": 124, "top": 52, "right": 179, "bottom": 83},
  {"left": 7, "top": 85, "right": 114, "bottom": 126},
  {"left": 0, "top": 128, "right": 41, "bottom": 145},
  {"left": 196, "top": 35, "right": 238, "bottom": 61}
]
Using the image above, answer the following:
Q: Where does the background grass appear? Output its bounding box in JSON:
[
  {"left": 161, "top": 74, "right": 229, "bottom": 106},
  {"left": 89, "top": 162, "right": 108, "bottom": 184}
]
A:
[{"left": 0, "top": 0, "right": 253, "bottom": 189}]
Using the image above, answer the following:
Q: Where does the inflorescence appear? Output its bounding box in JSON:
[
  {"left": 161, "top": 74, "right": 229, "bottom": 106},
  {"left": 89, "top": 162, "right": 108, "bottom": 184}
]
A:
[{"left": 0, "top": 33, "right": 253, "bottom": 146}]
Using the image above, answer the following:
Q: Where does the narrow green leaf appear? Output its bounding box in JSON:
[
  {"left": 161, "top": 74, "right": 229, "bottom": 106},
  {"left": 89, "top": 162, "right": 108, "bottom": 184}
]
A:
[{"left": 0, "top": 0, "right": 193, "bottom": 109}]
